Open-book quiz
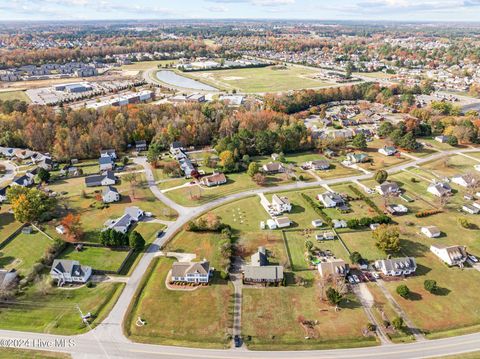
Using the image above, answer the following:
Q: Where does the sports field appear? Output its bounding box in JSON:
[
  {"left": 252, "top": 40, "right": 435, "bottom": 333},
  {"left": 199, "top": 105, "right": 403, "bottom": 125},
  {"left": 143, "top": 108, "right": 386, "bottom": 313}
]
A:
[{"left": 182, "top": 65, "right": 333, "bottom": 93}]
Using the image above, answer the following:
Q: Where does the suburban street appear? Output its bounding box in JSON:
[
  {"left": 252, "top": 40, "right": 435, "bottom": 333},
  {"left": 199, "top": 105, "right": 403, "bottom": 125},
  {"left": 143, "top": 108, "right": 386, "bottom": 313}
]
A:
[{"left": 3, "top": 147, "right": 480, "bottom": 358}]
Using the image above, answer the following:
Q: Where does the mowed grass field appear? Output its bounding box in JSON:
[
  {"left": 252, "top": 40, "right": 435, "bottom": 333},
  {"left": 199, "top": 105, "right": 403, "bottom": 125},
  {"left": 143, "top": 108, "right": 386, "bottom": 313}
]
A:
[
  {"left": 0, "top": 211, "right": 22, "bottom": 241},
  {"left": 242, "top": 287, "right": 376, "bottom": 350},
  {"left": 0, "top": 90, "right": 30, "bottom": 102},
  {"left": 0, "top": 281, "right": 124, "bottom": 335},
  {"left": 0, "top": 349, "right": 70, "bottom": 359},
  {"left": 182, "top": 65, "right": 333, "bottom": 93},
  {"left": 126, "top": 258, "right": 233, "bottom": 348},
  {"left": 58, "top": 245, "right": 129, "bottom": 272},
  {"left": 0, "top": 230, "right": 52, "bottom": 275}
]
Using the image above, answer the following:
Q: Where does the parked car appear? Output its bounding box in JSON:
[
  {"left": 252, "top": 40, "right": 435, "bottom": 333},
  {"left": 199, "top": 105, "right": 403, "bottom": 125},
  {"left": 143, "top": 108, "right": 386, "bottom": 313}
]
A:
[
  {"left": 347, "top": 276, "right": 355, "bottom": 284},
  {"left": 156, "top": 230, "right": 164, "bottom": 238},
  {"left": 234, "top": 335, "right": 242, "bottom": 348},
  {"left": 352, "top": 274, "right": 360, "bottom": 284},
  {"left": 469, "top": 255, "right": 478, "bottom": 263},
  {"left": 372, "top": 272, "right": 380, "bottom": 280}
]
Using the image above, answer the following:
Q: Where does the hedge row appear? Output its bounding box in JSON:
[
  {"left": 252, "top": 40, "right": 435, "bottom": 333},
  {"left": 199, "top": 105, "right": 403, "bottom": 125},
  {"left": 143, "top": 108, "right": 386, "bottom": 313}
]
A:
[
  {"left": 301, "top": 193, "right": 332, "bottom": 226},
  {"left": 348, "top": 185, "right": 383, "bottom": 215},
  {"left": 415, "top": 209, "right": 442, "bottom": 218},
  {"left": 346, "top": 215, "right": 391, "bottom": 229}
]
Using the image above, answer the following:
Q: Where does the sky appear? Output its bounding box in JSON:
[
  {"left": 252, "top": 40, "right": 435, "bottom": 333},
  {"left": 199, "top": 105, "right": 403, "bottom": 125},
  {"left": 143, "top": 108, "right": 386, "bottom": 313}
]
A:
[{"left": 1, "top": 0, "right": 480, "bottom": 22}]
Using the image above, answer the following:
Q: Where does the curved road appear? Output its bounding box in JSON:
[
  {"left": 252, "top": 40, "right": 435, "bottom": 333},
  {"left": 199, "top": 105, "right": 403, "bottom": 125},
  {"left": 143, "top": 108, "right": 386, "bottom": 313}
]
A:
[{"left": 2, "top": 148, "right": 480, "bottom": 359}]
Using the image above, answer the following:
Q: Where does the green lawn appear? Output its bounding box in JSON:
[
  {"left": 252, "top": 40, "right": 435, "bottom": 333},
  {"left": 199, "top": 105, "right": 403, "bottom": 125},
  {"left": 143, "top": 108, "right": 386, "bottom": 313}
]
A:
[
  {"left": 0, "top": 230, "right": 52, "bottom": 275},
  {"left": 0, "top": 349, "right": 70, "bottom": 359},
  {"left": 242, "top": 287, "right": 376, "bottom": 350},
  {"left": 0, "top": 90, "right": 30, "bottom": 102},
  {"left": 0, "top": 281, "right": 124, "bottom": 335},
  {"left": 57, "top": 245, "right": 129, "bottom": 272},
  {"left": 182, "top": 65, "right": 333, "bottom": 93},
  {"left": 46, "top": 177, "right": 177, "bottom": 243},
  {"left": 126, "top": 258, "right": 233, "bottom": 348},
  {"left": 0, "top": 211, "right": 22, "bottom": 242}
]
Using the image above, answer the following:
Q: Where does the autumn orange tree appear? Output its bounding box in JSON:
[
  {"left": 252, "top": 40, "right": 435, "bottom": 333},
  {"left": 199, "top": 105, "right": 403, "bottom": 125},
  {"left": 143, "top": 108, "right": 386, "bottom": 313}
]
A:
[{"left": 60, "top": 213, "right": 83, "bottom": 242}]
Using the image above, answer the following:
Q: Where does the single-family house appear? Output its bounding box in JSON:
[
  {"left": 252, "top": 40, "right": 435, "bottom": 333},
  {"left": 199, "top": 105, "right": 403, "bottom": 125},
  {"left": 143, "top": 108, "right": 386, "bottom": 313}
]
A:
[
  {"left": 430, "top": 244, "right": 468, "bottom": 267},
  {"left": 124, "top": 206, "right": 144, "bottom": 221},
  {"left": 243, "top": 247, "right": 284, "bottom": 285},
  {"left": 0, "top": 269, "right": 18, "bottom": 290},
  {"left": 452, "top": 174, "right": 475, "bottom": 188},
  {"left": 84, "top": 171, "right": 116, "bottom": 187},
  {"left": 265, "top": 219, "right": 277, "bottom": 230},
  {"left": 102, "top": 186, "right": 120, "bottom": 203},
  {"left": 171, "top": 260, "right": 212, "bottom": 283},
  {"left": 262, "top": 162, "right": 285, "bottom": 174},
  {"left": 462, "top": 204, "right": 479, "bottom": 214},
  {"left": 317, "top": 192, "right": 346, "bottom": 209},
  {"left": 378, "top": 146, "right": 397, "bottom": 156},
  {"left": 99, "top": 156, "right": 114, "bottom": 171},
  {"left": 11, "top": 174, "right": 34, "bottom": 187},
  {"left": 100, "top": 149, "right": 117, "bottom": 160},
  {"left": 200, "top": 172, "right": 227, "bottom": 187},
  {"left": 346, "top": 152, "right": 369, "bottom": 163},
  {"left": 427, "top": 182, "right": 452, "bottom": 197},
  {"left": 421, "top": 226, "right": 441, "bottom": 238},
  {"left": 50, "top": 259, "right": 92, "bottom": 285},
  {"left": 317, "top": 258, "right": 348, "bottom": 278},
  {"left": 271, "top": 194, "right": 292, "bottom": 213},
  {"left": 135, "top": 140, "right": 148, "bottom": 152},
  {"left": 37, "top": 157, "right": 54, "bottom": 171},
  {"left": 374, "top": 257, "right": 417, "bottom": 276},
  {"left": 303, "top": 160, "right": 330, "bottom": 171},
  {"left": 376, "top": 181, "right": 401, "bottom": 196},
  {"left": 179, "top": 157, "right": 195, "bottom": 177}
]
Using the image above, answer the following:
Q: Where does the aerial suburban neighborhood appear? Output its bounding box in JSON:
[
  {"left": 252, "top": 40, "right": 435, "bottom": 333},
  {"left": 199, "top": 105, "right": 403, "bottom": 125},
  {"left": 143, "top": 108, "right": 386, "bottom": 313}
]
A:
[{"left": 1, "top": 4, "right": 480, "bottom": 359}]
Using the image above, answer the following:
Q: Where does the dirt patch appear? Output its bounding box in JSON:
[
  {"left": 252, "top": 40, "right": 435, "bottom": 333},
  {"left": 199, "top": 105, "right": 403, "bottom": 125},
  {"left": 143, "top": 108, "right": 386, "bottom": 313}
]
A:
[{"left": 222, "top": 76, "right": 244, "bottom": 81}]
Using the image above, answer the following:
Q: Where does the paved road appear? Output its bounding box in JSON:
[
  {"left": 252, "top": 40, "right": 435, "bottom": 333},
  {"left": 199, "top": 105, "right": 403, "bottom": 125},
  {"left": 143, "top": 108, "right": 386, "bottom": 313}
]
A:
[{"left": 3, "top": 147, "right": 480, "bottom": 358}]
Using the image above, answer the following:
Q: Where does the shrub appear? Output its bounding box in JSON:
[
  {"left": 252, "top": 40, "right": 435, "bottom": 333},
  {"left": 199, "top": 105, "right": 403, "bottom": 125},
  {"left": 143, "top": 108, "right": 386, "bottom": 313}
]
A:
[
  {"left": 348, "top": 185, "right": 383, "bottom": 215},
  {"left": 396, "top": 284, "right": 410, "bottom": 299},
  {"left": 392, "top": 316, "right": 404, "bottom": 330},
  {"left": 424, "top": 279, "right": 438, "bottom": 294},
  {"left": 85, "top": 281, "right": 94, "bottom": 288},
  {"left": 415, "top": 209, "right": 442, "bottom": 218},
  {"left": 367, "top": 323, "right": 376, "bottom": 331}
]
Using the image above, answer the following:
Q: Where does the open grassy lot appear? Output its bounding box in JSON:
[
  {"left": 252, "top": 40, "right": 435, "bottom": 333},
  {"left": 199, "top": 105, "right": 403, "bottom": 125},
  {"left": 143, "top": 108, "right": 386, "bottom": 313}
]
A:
[
  {"left": 126, "top": 258, "right": 233, "bottom": 348},
  {"left": 0, "top": 211, "right": 22, "bottom": 241},
  {"left": 242, "top": 286, "right": 376, "bottom": 350},
  {"left": 420, "top": 138, "right": 456, "bottom": 151},
  {"left": 421, "top": 154, "right": 476, "bottom": 178},
  {"left": 165, "top": 172, "right": 265, "bottom": 206},
  {"left": 434, "top": 352, "right": 480, "bottom": 359},
  {"left": 383, "top": 250, "right": 480, "bottom": 338},
  {"left": 0, "top": 349, "right": 70, "bottom": 359},
  {"left": 357, "top": 140, "right": 410, "bottom": 171},
  {"left": 182, "top": 65, "right": 333, "bottom": 93},
  {"left": 338, "top": 231, "right": 384, "bottom": 262},
  {"left": 0, "top": 90, "right": 30, "bottom": 102},
  {"left": 57, "top": 245, "right": 129, "bottom": 272},
  {"left": 0, "top": 281, "right": 124, "bottom": 335},
  {"left": 213, "top": 196, "right": 268, "bottom": 232},
  {"left": 0, "top": 230, "right": 52, "bottom": 275}
]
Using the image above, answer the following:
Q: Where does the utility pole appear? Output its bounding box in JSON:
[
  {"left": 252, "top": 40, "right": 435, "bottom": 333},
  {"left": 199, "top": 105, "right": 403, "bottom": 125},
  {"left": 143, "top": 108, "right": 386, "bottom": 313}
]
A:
[{"left": 76, "top": 304, "right": 110, "bottom": 359}]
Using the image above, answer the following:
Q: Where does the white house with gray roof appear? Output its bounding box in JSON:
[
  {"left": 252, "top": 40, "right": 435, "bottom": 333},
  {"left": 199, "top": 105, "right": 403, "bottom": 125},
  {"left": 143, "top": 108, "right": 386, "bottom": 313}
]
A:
[
  {"left": 171, "top": 260, "right": 212, "bottom": 284},
  {"left": 430, "top": 244, "right": 468, "bottom": 267},
  {"left": 102, "top": 186, "right": 120, "bottom": 203},
  {"left": 374, "top": 257, "right": 417, "bottom": 276},
  {"left": 50, "top": 259, "right": 92, "bottom": 285}
]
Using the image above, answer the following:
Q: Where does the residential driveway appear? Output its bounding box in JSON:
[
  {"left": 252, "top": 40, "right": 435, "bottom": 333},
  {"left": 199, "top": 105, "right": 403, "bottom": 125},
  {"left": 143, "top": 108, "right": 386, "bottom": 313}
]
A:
[
  {"left": 375, "top": 280, "right": 426, "bottom": 341},
  {"left": 230, "top": 256, "right": 245, "bottom": 349},
  {"left": 352, "top": 283, "right": 391, "bottom": 345}
]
